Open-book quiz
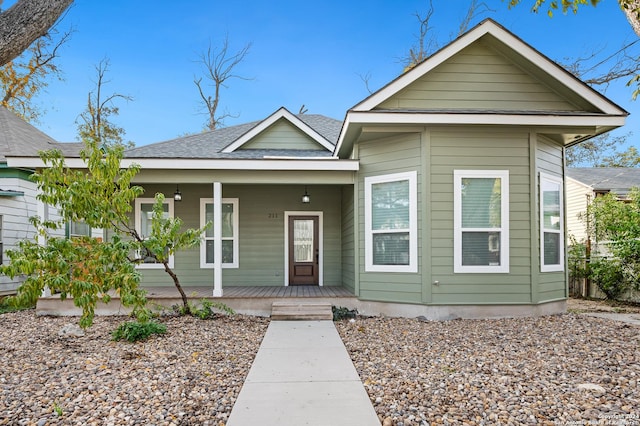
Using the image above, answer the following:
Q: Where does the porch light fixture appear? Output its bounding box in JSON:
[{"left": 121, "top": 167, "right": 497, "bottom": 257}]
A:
[
  {"left": 302, "top": 186, "right": 310, "bottom": 204},
  {"left": 174, "top": 185, "right": 182, "bottom": 202}
]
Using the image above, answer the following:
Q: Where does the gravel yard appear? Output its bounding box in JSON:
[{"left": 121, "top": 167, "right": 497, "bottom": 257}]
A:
[{"left": 0, "top": 300, "right": 638, "bottom": 425}]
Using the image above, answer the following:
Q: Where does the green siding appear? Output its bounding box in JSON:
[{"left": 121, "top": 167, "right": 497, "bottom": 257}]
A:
[
  {"left": 429, "top": 127, "right": 533, "bottom": 304},
  {"left": 357, "top": 133, "right": 424, "bottom": 303},
  {"left": 535, "top": 136, "right": 567, "bottom": 302},
  {"left": 376, "top": 42, "right": 580, "bottom": 112},
  {"left": 241, "top": 118, "right": 327, "bottom": 151},
  {"left": 341, "top": 186, "right": 356, "bottom": 293},
  {"left": 136, "top": 183, "right": 343, "bottom": 288}
]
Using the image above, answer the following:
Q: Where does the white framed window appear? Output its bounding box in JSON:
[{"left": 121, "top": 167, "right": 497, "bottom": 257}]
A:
[
  {"left": 69, "top": 221, "right": 91, "bottom": 239},
  {"left": 135, "top": 197, "right": 174, "bottom": 269},
  {"left": 540, "top": 173, "right": 564, "bottom": 272},
  {"left": 200, "top": 198, "right": 239, "bottom": 268},
  {"left": 454, "top": 170, "right": 509, "bottom": 273},
  {"left": 365, "top": 171, "right": 418, "bottom": 273}
]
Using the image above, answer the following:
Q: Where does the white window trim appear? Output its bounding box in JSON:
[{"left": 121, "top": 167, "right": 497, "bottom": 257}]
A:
[
  {"left": 540, "top": 172, "right": 564, "bottom": 272},
  {"left": 364, "top": 171, "right": 418, "bottom": 273},
  {"left": 200, "top": 198, "right": 239, "bottom": 269},
  {"left": 135, "top": 197, "right": 174, "bottom": 269},
  {"left": 454, "top": 170, "right": 510, "bottom": 273}
]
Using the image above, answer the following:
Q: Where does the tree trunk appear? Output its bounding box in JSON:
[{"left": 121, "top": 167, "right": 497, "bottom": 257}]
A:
[
  {"left": 0, "top": 0, "right": 73, "bottom": 66},
  {"left": 622, "top": 0, "right": 640, "bottom": 37},
  {"left": 162, "top": 261, "right": 190, "bottom": 313}
]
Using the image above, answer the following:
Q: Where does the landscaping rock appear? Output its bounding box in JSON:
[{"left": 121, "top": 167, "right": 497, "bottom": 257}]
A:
[{"left": 57, "top": 323, "right": 85, "bottom": 338}]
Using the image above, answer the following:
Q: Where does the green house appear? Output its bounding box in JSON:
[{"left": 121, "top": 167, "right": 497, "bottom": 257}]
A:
[{"left": 7, "top": 20, "right": 627, "bottom": 318}]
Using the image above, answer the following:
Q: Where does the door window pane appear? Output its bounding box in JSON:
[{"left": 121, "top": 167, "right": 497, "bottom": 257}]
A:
[{"left": 293, "top": 219, "right": 314, "bottom": 262}]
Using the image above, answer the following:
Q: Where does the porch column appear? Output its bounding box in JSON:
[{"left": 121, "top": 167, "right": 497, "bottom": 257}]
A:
[
  {"left": 37, "top": 200, "right": 51, "bottom": 297},
  {"left": 213, "top": 182, "right": 223, "bottom": 297}
]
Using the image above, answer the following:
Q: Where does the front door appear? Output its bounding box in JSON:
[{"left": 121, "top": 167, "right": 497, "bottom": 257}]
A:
[{"left": 288, "top": 215, "right": 319, "bottom": 285}]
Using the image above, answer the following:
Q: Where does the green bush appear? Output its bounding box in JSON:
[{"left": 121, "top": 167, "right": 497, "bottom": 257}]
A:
[
  {"left": 590, "top": 258, "right": 629, "bottom": 300},
  {"left": 173, "top": 298, "right": 235, "bottom": 319},
  {"left": 111, "top": 320, "right": 167, "bottom": 342},
  {"left": 332, "top": 306, "right": 357, "bottom": 321},
  {"left": 0, "top": 295, "right": 35, "bottom": 314}
]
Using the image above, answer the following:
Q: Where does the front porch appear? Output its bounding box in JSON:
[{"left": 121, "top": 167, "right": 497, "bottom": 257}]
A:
[{"left": 36, "top": 285, "right": 358, "bottom": 318}]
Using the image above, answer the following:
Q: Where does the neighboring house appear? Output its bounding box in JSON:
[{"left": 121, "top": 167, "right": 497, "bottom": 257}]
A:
[
  {"left": 0, "top": 106, "right": 82, "bottom": 294},
  {"left": 566, "top": 167, "right": 640, "bottom": 243},
  {"left": 5, "top": 20, "right": 628, "bottom": 318}
]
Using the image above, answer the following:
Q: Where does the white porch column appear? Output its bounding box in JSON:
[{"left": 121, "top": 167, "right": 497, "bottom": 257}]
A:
[
  {"left": 213, "top": 182, "right": 223, "bottom": 297},
  {"left": 37, "top": 200, "right": 51, "bottom": 297}
]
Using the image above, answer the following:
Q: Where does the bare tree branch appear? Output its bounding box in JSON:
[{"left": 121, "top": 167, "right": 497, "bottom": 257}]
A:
[
  {"left": 194, "top": 35, "right": 252, "bottom": 130},
  {"left": 458, "top": 0, "right": 495, "bottom": 35},
  {"left": 0, "top": 0, "right": 73, "bottom": 66}
]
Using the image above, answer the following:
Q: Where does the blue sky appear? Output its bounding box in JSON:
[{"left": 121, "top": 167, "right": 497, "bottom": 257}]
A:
[{"left": 14, "top": 0, "right": 640, "bottom": 147}]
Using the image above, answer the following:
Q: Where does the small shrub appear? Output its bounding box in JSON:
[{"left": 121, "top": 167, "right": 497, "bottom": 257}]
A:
[
  {"left": 0, "top": 295, "right": 35, "bottom": 314},
  {"left": 590, "top": 258, "right": 629, "bottom": 300},
  {"left": 111, "top": 320, "right": 167, "bottom": 342},
  {"left": 332, "top": 306, "right": 357, "bottom": 321},
  {"left": 173, "top": 299, "right": 235, "bottom": 319}
]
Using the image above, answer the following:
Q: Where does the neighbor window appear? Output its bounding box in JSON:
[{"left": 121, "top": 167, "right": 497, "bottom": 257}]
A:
[
  {"left": 365, "top": 171, "right": 417, "bottom": 273},
  {"left": 68, "top": 220, "right": 91, "bottom": 239},
  {"left": 200, "top": 198, "right": 239, "bottom": 268},
  {"left": 135, "top": 198, "right": 174, "bottom": 269},
  {"left": 454, "top": 170, "right": 509, "bottom": 273},
  {"left": 540, "top": 173, "right": 564, "bottom": 272}
]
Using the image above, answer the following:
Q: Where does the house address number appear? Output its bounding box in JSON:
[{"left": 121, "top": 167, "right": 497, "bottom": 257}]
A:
[{"left": 268, "top": 213, "right": 279, "bottom": 219}]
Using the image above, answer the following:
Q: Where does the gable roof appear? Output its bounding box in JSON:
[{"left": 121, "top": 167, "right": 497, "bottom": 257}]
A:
[
  {"left": 567, "top": 168, "right": 640, "bottom": 197},
  {"left": 0, "top": 106, "right": 82, "bottom": 162},
  {"left": 125, "top": 109, "right": 341, "bottom": 159},
  {"left": 335, "top": 19, "right": 628, "bottom": 157}
]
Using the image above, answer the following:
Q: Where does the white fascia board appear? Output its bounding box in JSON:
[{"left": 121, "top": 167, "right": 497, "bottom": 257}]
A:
[
  {"left": 345, "top": 111, "right": 627, "bottom": 128},
  {"left": 221, "top": 107, "right": 334, "bottom": 152},
  {"left": 6, "top": 156, "right": 360, "bottom": 171}
]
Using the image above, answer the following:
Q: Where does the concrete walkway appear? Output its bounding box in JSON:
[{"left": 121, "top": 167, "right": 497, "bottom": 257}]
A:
[
  {"left": 584, "top": 312, "right": 640, "bottom": 326},
  {"left": 227, "top": 320, "right": 380, "bottom": 426}
]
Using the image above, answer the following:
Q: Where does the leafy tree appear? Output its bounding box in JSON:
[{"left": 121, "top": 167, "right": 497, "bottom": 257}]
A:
[
  {"left": 194, "top": 35, "right": 252, "bottom": 130},
  {"left": 584, "top": 188, "right": 640, "bottom": 298},
  {"left": 0, "top": 28, "right": 71, "bottom": 122},
  {"left": 566, "top": 132, "right": 640, "bottom": 167},
  {"left": 0, "top": 63, "right": 208, "bottom": 326},
  {"left": 507, "top": 0, "right": 640, "bottom": 98},
  {"left": 0, "top": 0, "right": 73, "bottom": 66},
  {"left": 0, "top": 141, "right": 148, "bottom": 328}
]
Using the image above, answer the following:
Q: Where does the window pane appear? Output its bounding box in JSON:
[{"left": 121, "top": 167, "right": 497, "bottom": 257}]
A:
[
  {"left": 461, "top": 178, "right": 501, "bottom": 228},
  {"left": 141, "top": 203, "right": 168, "bottom": 237},
  {"left": 462, "top": 232, "right": 501, "bottom": 266},
  {"left": 206, "top": 240, "right": 235, "bottom": 264},
  {"left": 542, "top": 181, "right": 561, "bottom": 230},
  {"left": 543, "top": 232, "right": 560, "bottom": 265},
  {"left": 222, "top": 203, "right": 234, "bottom": 238},
  {"left": 205, "top": 203, "right": 214, "bottom": 238},
  {"left": 222, "top": 240, "right": 234, "bottom": 264},
  {"left": 373, "top": 233, "right": 409, "bottom": 265},
  {"left": 206, "top": 240, "right": 214, "bottom": 263},
  {"left": 293, "top": 219, "right": 314, "bottom": 262},
  {"left": 70, "top": 221, "right": 90, "bottom": 237},
  {"left": 372, "top": 180, "right": 409, "bottom": 230}
]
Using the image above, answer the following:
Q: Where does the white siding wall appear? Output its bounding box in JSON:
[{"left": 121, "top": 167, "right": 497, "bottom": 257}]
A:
[
  {"left": 565, "top": 177, "right": 591, "bottom": 243},
  {"left": 0, "top": 177, "right": 64, "bottom": 293}
]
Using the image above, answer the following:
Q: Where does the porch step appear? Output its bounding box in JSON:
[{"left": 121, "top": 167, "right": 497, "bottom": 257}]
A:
[{"left": 270, "top": 302, "right": 333, "bottom": 321}]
